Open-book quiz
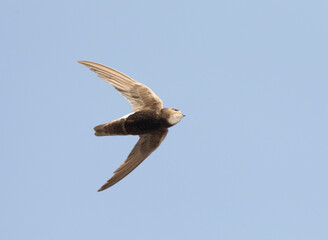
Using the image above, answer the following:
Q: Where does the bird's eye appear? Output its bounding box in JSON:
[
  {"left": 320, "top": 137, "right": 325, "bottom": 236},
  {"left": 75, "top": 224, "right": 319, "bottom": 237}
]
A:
[{"left": 173, "top": 108, "right": 179, "bottom": 111}]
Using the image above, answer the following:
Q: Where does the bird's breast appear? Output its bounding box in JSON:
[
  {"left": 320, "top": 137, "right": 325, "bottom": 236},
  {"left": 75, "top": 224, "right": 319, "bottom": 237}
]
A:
[{"left": 124, "top": 110, "right": 165, "bottom": 135}]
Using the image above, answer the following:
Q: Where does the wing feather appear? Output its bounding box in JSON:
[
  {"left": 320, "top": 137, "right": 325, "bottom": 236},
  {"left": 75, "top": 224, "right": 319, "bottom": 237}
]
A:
[
  {"left": 78, "top": 61, "right": 163, "bottom": 112},
  {"left": 97, "top": 129, "right": 168, "bottom": 191}
]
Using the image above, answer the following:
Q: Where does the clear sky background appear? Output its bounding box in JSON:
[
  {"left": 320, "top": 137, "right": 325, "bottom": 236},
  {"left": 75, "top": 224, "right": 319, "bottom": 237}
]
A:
[{"left": 1, "top": 1, "right": 328, "bottom": 239}]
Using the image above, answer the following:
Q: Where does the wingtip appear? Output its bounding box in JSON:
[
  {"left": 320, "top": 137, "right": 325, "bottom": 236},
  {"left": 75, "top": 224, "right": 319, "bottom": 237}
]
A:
[
  {"left": 97, "top": 183, "right": 111, "bottom": 192},
  {"left": 78, "top": 60, "right": 99, "bottom": 68}
]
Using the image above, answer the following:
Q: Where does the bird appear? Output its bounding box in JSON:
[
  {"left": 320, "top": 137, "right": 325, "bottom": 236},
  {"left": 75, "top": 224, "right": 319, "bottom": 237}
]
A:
[{"left": 78, "top": 61, "right": 185, "bottom": 191}]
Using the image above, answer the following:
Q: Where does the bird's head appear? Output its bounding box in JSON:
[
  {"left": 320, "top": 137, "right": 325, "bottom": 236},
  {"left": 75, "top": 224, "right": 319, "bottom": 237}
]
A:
[{"left": 161, "top": 108, "right": 185, "bottom": 126}]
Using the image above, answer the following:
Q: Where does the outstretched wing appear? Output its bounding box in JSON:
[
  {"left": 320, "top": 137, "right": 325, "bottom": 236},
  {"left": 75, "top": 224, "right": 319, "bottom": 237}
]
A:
[
  {"left": 78, "top": 61, "right": 163, "bottom": 112},
  {"left": 97, "top": 129, "right": 168, "bottom": 191}
]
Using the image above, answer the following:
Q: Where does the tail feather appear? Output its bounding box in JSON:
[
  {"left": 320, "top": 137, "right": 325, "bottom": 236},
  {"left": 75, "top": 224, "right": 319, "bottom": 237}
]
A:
[
  {"left": 94, "top": 118, "right": 127, "bottom": 136},
  {"left": 94, "top": 123, "right": 109, "bottom": 136}
]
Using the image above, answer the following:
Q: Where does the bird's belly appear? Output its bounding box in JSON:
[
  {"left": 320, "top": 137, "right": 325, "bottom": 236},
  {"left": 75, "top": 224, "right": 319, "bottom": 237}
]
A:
[{"left": 124, "top": 118, "right": 162, "bottom": 135}]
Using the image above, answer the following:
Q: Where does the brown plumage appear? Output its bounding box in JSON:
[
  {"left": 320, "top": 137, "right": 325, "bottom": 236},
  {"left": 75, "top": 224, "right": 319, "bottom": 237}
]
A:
[{"left": 79, "top": 61, "right": 185, "bottom": 191}]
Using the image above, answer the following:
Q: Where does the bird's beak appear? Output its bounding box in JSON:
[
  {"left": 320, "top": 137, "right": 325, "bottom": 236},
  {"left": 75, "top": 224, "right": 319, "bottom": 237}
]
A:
[{"left": 183, "top": 114, "right": 186, "bottom": 117}]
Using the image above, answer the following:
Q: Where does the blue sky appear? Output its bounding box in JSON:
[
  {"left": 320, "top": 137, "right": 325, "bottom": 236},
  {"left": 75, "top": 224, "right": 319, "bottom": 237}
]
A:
[{"left": 1, "top": 1, "right": 328, "bottom": 239}]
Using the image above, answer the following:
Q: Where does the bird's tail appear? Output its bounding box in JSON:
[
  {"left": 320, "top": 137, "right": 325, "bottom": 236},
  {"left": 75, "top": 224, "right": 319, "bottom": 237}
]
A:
[
  {"left": 93, "top": 123, "right": 109, "bottom": 136},
  {"left": 94, "top": 118, "right": 127, "bottom": 136}
]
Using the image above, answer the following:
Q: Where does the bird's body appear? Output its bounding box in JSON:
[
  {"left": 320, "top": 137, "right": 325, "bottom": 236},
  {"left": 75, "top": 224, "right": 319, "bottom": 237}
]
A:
[
  {"left": 79, "top": 61, "right": 184, "bottom": 191},
  {"left": 94, "top": 109, "right": 172, "bottom": 136}
]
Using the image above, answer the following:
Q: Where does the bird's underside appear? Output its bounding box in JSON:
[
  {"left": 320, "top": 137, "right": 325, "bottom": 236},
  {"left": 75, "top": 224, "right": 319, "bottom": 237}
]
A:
[{"left": 79, "top": 61, "right": 171, "bottom": 191}]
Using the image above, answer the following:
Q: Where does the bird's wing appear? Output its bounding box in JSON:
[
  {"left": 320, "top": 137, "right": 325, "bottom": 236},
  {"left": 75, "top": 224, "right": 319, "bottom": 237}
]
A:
[
  {"left": 97, "top": 129, "right": 168, "bottom": 191},
  {"left": 78, "top": 61, "right": 163, "bottom": 112}
]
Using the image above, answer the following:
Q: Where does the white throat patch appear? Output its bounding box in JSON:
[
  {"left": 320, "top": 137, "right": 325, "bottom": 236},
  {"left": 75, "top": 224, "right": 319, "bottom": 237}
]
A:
[{"left": 167, "top": 113, "right": 183, "bottom": 125}]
